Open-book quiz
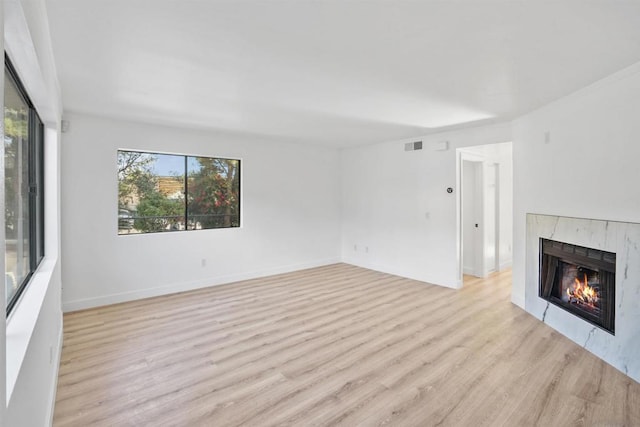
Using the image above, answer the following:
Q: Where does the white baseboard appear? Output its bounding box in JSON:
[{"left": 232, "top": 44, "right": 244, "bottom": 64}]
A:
[
  {"left": 62, "top": 258, "right": 341, "bottom": 312},
  {"left": 511, "top": 293, "right": 525, "bottom": 309},
  {"left": 341, "top": 258, "right": 460, "bottom": 289},
  {"left": 499, "top": 260, "right": 513, "bottom": 271}
]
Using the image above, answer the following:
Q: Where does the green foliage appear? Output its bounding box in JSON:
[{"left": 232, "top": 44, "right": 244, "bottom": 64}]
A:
[
  {"left": 134, "top": 190, "right": 184, "bottom": 232},
  {"left": 4, "top": 110, "right": 28, "bottom": 141},
  {"left": 188, "top": 158, "right": 240, "bottom": 228},
  {"left": 118, "top": 151, "right": 155, "bottom": 210},
  {"left": 4, "top": 111, "right": 28, "bottom": 235}
]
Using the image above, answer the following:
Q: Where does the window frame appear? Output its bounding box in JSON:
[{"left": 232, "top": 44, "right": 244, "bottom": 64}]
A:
[
  {"left": 117, "top": 149, "right": 241, "bottom": 235},
  {"left": 5, "top": 53, "right": 46, "bottom": 314}
]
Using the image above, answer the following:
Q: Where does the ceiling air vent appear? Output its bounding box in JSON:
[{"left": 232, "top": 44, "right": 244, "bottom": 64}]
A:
[{"left": 404, "top": 141, "right": 423, "bottom": 151}]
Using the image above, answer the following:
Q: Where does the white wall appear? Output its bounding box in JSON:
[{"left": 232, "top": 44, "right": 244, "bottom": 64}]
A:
[
  {"left": 4, "top": 0, "right": 63, "bottom": 426},
  {"left": 498, "top": 145, "right": 513, "bottom": 270},
  {"left": 512, "top": 62, "right": 640, "bottom": 308},
  {"left": 341, "top": 123, "right": 512, "bottom": 288},
  {"left": 60, "top": 113, "right": 341, "bottom": 311}
]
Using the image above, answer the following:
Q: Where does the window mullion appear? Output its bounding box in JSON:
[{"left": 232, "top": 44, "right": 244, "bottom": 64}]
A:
[{"left": 184, "top": 156, "right": 188, "bottom": 230}]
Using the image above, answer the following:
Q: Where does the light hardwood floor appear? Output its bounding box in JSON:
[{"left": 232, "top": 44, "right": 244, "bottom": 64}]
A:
[{"left": 53, "top": 264, "right": 640, "bottom": 426}]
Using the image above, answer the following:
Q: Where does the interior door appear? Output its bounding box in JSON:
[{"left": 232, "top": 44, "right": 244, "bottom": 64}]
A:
[{"left": 462, "top": 160, "right": 483, "bottom": 276}]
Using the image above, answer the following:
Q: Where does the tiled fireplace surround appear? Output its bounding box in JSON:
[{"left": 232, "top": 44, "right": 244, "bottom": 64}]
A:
[{"left": 526, "top": 214, "right": 640, "bottom": 383}]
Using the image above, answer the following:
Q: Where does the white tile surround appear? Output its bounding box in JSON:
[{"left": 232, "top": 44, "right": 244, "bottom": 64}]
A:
[{"left": 526, "top": 214, "right": 640, "bottom": 383}]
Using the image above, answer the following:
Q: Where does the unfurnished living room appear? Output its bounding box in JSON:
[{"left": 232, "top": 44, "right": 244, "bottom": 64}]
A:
[{"left": 3, "top": 1, "right": 640, "bottom": 426}]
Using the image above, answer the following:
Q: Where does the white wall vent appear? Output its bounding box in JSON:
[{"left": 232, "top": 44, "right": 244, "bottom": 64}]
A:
[{"left": 404, "top": 141, "right": 423, "bottom": 151}]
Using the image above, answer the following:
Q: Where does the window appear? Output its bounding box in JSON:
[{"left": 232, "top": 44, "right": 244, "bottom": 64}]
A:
[
  {"left": 117, "top": 150, "right": 240, "bottom": 234},
  {"left": 5, "top": 55, "right": 45, "bottom": 314}
]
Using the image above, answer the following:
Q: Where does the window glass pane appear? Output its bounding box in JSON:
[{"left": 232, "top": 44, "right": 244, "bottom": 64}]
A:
[
  {"left": 187, "top": 157, "right": 240, "bottom": 230},
  {"left": 35, "top": 117, "right": 45, "bottom": 263},
  {"left": 118, "top": 151, "right": 240, "bottom": 235},
  {"left": 5, "top": 69, "right": 31, "bottom": 306},
  {"left": 118, "top": 151, "right": 185, "bottom": 234}
]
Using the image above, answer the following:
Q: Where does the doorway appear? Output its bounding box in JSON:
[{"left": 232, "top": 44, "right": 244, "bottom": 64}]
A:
[{"left": 457, "top": 142, "right": 512, "bottom": 286}]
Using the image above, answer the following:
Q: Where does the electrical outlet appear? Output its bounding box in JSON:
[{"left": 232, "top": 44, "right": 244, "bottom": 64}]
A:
[
  {"left": 354, "top": 244, "right": 357, "bottom": 251},
  {"left": 201, "top": 258, "right": 207, "bottom": 267},
  {"left": 365, "top": 247, "right": 369, "bottom": 253}
]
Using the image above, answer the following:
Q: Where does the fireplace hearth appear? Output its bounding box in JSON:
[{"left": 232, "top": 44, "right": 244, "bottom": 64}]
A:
[{"left": 539, "top": 238, "right": 615, "bottom": 334}]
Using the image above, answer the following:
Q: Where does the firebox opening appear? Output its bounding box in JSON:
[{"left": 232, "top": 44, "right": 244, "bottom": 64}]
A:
[
  {"left": 558, "top": 263, "right": 600, "bottom": 315},
  {"left": 539, "top": 238, "right": 615, "bottom": 335}
]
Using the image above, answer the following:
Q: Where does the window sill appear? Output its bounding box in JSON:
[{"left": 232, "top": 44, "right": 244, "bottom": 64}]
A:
[{"left": 6, "top": 256, "right": 58, "bottom": 405}]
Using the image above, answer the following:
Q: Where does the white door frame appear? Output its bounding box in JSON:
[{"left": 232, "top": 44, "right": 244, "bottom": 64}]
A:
[
  {"left": 457, "top": 150, "right": 486, "bottom": 286},
  {"left": 484, "top": 161, "right": 501, "bottom": 276},
  {"left": 493, "top": 162, "right": 501, "bottom": 273}
]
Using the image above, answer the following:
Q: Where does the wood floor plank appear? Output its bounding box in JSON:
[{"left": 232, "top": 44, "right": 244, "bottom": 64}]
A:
[{"left": 53, "top": 264, "right": 640, "bottom": 426}]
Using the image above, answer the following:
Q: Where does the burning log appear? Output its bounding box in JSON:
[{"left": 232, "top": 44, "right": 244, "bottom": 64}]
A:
[{"left": 566, "top": 273, "right": 600, "bottom": 310}]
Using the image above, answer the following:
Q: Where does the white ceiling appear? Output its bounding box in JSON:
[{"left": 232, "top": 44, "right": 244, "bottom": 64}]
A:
[{"left": 46, "top": 1, "right": 640, "bottom": 148}]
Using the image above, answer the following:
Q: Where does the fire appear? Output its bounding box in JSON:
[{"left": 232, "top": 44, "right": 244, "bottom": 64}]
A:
[{"left": 566, "top": 273, "right": 599, "bottom": 308}]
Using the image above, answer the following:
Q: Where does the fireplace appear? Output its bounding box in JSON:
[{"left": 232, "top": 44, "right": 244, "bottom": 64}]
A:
[{"left": 539, "top": 238, "right": 615, "bottom": 334}]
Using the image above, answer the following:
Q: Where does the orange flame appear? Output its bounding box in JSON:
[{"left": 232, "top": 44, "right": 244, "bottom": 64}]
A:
[{"left": 566, "top": 273, "right": 599, "bottom": 308}]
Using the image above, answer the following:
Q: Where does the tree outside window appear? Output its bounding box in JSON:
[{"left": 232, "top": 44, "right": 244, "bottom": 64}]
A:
[{"left": 117, "top": 150, "right": 240, "bottom": 235}]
